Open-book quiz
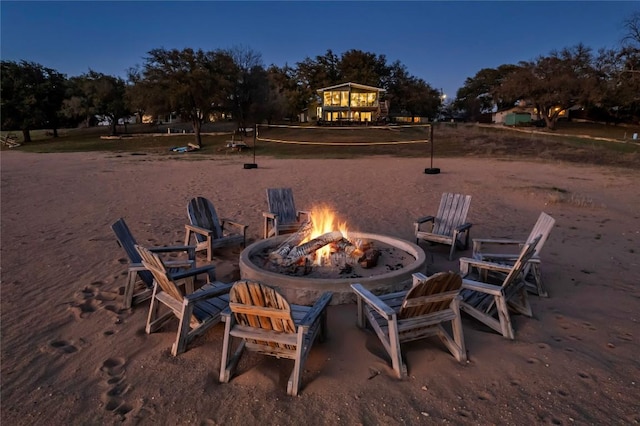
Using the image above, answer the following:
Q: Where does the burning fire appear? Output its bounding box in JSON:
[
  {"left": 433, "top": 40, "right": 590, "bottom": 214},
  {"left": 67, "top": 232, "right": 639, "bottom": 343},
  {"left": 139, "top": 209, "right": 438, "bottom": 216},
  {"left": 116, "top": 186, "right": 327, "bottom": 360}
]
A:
[{"left": 305, "top": 205, "right": 348, "bottom": 265}]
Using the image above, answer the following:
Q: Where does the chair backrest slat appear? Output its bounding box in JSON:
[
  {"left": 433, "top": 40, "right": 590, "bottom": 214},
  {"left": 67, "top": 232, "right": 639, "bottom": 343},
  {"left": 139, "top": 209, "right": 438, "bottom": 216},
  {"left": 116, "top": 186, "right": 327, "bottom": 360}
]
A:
[
  {"left": 399, "top": 272, "right": 462, "bottom": 319},
  {"left": 526, "top": 212, "right": 555, "bottom": 255},
  {"left": 230, "top": 280, "right": 296, "bottom": 339},
  {"left": 267, "top": 188, "right": 298, "bottom": 225},
  {"left": 136, "top": 245, "right": 184, "bottom": 302},
  {"left": 188, "top": 197, "right": 223, "bottom": 241},
  {"left": 501, "top": 235, "right": 541, "bottom": 292},
  {"left": 433, "top": 193, "right": 471, "bottom": 237},
  {"left": 112, "top": 218, "right": 153, "bottom": 286}
]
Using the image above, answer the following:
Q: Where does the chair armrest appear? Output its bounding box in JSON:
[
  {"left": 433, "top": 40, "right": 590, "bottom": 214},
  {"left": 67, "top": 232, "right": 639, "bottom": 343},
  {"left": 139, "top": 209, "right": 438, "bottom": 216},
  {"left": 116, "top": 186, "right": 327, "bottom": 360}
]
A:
[
  {"left": 170, "top": 264, "right": 216, "bottom": 281},
  {"left": 455, "top": 222, "right": 472, "bottom": 232},
  {"left": 185, "top": 282, "right": 233, "bottom": 303},
  {"left": 459, "top": 257, "right": 512, "bottom": 274},
  {"left": 149, "top": 245, "right": 197, "bottom": 254},
  {"left": 220, "top": 306, "right": 233, "bottom": 321},
  {"left": 351, "top": 283, "right": 395, "bottom": 320},
  {"left": 262, "top": 212, "right": 277, "bottom": 219},
  {"left": 299, "top": 292, "right": 333, "bottom": 328},
  {"left": 473, "top": 238, "right": 525, "bottom": 246},
  {"left": 185, "top": 224, "right": 214, "bottom": 238},
  {"left": 473, "top": 238, "right": 524, "bottom": 255},
  {"left": 462, "top": 278, "right": 503, "bottom": 296},
  {"left": 164, "top": 260, "right": 195, "bottom": 268},
  {"left": 414, "top": 216, "right": 435, "bottom": 225},
  {"left": 220, "top": 219, "right": 248, "bottom": 232}
]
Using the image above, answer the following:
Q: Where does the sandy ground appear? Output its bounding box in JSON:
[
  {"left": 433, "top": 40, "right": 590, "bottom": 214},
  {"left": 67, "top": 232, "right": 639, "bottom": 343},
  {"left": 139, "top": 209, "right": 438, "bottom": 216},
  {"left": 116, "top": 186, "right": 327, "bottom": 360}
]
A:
[{"left": 1, "top": 151, "right": 639, "bottom": 425}]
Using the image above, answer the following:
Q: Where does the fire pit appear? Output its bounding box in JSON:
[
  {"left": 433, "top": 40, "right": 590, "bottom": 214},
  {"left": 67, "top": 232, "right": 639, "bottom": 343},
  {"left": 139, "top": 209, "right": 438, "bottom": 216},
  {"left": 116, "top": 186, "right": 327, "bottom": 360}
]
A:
[{"left": 239, "top": 231, "right": 427, "bottom": 305}]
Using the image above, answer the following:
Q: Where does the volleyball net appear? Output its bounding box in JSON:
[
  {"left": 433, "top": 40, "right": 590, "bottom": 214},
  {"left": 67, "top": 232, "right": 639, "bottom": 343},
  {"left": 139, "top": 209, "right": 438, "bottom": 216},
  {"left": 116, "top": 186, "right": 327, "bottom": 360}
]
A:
[{"left": 255, "top": 123, "right": 432, "bottom": 147}]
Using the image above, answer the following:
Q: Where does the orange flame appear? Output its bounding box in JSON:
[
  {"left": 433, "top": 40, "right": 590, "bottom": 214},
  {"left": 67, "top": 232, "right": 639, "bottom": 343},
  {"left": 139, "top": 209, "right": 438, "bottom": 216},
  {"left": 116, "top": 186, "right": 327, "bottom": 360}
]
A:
[{"left": 305, "top": 205, "right": 348, "bottom": 265}]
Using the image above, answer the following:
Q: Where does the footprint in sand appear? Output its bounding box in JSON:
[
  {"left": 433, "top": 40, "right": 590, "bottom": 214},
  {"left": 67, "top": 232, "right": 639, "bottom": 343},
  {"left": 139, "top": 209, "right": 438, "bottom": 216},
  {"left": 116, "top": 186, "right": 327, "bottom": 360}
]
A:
[
  {"left": 577, "top": 372, "right": 591, "bottom": 380},
  {"left": 48, "top": 340, "right": 78, "bottom": 354},
  {"left": 98, "top": 357, "right": 133, "bottom": 418},
  {"left": 476, "top": 390, "right": 496, "bottom": 402},
  {"left": 526, "top": 357, "right": 542, "bottom": 365},
  {"left": 69, "top": 282, "right": 123, "bottom": 321},
  {"left": 615, "top": 332, "right": 633, "bottom": 342}
]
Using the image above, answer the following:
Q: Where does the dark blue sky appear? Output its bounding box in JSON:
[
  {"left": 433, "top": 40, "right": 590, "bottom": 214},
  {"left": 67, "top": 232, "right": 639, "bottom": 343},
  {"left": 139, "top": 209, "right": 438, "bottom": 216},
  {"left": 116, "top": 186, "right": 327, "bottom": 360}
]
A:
[{"left": 1, "top": 1, "right": 637, "bottom": 98}]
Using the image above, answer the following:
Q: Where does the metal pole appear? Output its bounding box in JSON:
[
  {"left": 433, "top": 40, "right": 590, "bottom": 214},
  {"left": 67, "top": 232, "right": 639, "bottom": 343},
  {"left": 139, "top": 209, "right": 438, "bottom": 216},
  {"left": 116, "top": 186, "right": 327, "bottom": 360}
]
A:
[
  {"left": 424, "top": 123, "right": 440, "bottom": 174},
  {"left": 243, "top": 124, "right": 258, "bottom": 169}
]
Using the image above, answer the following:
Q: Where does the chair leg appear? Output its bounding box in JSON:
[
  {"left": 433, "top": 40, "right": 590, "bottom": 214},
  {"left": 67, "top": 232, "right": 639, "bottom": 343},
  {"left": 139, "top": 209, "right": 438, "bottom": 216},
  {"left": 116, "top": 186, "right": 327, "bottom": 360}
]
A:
[
  {"left": 495, "top": 295, "right": 515, "bottom": 339},
  {"left": 387, "top": 318, "right": 405, "bottom": 379},
  {"left": 448, "top": 242, "right": 456, "bottom": 261},
  {"left": 288, "top": 329, "right": 306, "bottom": 396},
  {"left": 355, "top": 296, "right": 366, "bottom": 329},
  {"left": 450, "top": 299, "right": 467, "bottom": 362},
  {"left": 184, "top": 227, "right": 192, "bottom": 246},
  {"left": 206, "top": 237, "right": 213, "bottom": 262},
  {"left": 220, "top": 317, "right": 244, "bottom": 383},
  {"left": 172, "top": 300, "right": 195, "bottom": 356},
  {"left": 123, "top": 271, "right": 137, "bottom": 309},
  {"left": 146, "top": 284, "right": 162, "bottom": 334},
  {"left": 531, "top": 264, "right": 547, "bottom": 297}
]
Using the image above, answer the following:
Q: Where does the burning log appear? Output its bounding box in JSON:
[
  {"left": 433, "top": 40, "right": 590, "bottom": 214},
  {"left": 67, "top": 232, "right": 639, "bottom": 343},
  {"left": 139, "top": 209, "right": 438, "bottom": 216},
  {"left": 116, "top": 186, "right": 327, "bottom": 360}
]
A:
[
  {"left": 331, "top": 238, "right": 365, "bottom": 261},
  {"left": 359, "top": 248, "right": 381, "bottom": 268},
  {"left": 282, "top": 231, "right": 344, "bottom": 267},
  {"left": 269, "top": 221, "right": 312, "bottom": 262}
]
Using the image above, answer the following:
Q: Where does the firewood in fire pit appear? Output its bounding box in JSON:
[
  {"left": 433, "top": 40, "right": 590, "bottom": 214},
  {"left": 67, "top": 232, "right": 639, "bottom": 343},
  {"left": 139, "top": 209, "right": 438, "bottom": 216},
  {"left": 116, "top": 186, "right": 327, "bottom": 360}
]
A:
[
  {"left": 331, "top": 238, "right": 366, "bottom": 262},
  {"left": 359, "top": 248, "right": 381, "bottom": 269},
  {"left": 268, "top": 220, "right": 312, "bottom": 262},
  {"left": 282, "top": 231, "right": 344, "bottom": 267}
]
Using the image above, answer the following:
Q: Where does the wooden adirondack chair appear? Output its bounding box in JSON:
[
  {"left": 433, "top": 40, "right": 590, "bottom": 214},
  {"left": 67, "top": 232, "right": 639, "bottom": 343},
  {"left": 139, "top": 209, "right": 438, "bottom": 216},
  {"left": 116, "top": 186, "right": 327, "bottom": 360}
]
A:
[
  {"left": 112, "top": 218, "right": 199, "bottom": 309},
  {"left": 184, "top": 197, "right": 248, "bottom": 262},
  {"left": 263, "top": 188, "right": 310, "bottom": 238},
  {"left": 351, "top": 272, "right": 467, "bottom": 378},
  {"left": 219, "top": 280, "right": 332, "bottom": 396},
  {"left": 458, "top": 235, "right": 541, "bottom": 340},
  {"left": 414, "top": 193, "right": 473, "bottom": 260},
  {"left": 135, "top": 245, "right": 232, "bottom": 356},
  {"left": 472, "top": 212, "right": 555, "bottom": 297}
]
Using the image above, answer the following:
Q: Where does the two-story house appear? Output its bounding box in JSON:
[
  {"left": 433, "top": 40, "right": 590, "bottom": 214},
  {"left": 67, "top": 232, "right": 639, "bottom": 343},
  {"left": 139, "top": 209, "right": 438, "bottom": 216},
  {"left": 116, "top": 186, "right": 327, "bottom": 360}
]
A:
[{"left": 316, "top": 82, "right": 388, "bottom": 124}]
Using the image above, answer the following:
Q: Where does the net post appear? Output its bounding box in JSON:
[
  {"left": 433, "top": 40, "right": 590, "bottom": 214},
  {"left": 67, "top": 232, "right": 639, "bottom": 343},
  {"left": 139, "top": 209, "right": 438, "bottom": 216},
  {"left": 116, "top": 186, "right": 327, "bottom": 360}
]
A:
[
  {"left": 424, "top": 123, "right": 440, "bottom": 174},
  {"left": 243, "top": 124, "right": 258, "bottom": 169}
]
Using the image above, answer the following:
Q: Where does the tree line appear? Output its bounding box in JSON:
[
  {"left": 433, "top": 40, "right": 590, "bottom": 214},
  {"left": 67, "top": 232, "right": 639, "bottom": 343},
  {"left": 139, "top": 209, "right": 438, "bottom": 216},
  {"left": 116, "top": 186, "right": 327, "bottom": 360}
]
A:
[
  {"left": 2, "top": 12, "right": 638, "bottom": 145},
  {"left": 454, "top": 12, "right": 640, "bottom": 129}
]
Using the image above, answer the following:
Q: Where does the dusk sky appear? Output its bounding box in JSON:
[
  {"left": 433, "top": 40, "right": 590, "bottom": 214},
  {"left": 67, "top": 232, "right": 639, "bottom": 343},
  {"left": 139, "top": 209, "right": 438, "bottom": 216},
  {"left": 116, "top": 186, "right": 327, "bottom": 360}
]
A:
[{"left": 1, "top": 1, "right": 637, "bottom": 99}]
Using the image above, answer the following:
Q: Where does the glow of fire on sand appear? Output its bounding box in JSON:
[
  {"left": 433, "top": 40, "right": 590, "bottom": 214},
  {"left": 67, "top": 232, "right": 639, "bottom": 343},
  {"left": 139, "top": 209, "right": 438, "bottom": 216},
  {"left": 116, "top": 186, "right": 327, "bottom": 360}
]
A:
[{"left": 307, "top": 205, "right": 348, "bottom": 265}]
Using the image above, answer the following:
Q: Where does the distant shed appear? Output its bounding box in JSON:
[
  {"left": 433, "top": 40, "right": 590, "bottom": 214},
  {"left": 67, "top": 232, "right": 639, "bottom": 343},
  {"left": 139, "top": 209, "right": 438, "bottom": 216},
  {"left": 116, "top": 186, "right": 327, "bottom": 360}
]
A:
[{"left": 504, "top": 112, "right": 531, "bottom": 126}]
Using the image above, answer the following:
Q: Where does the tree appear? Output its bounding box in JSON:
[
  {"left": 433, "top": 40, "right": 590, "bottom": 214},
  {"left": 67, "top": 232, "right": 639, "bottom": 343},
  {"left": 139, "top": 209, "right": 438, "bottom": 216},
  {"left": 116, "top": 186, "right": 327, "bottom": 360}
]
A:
[
  {"left": 132, "top": 48, "right": 236, "bottom": 147},
  {"left": 62, "top": 71, "right": 130, "bottom": 134},
  {"left": 618, "top": 11, "right": 640, "bottom": 122},
  {"left": 266, "top": 64, "right": 305, "bottom": 121},
  {"left": 86, "top": 71, "right": 129, "bottom": 135},
  {"left": 226, "top": 46, "right": 270, "bottom": 133},
  {"left": 338, "top": 49, "right": 389, "bottom": 87},
  {"left": 383, "top": 61, "right": 440, "bottom": 119},
  {"left": 496, "top": 44, "right": 598, "bottom": 130},
  {"left": 1, "top": 60, "right": 66, "bottom": 142},
  {"left": 454, "top": 65, "right": 520, "bottom": 121}
]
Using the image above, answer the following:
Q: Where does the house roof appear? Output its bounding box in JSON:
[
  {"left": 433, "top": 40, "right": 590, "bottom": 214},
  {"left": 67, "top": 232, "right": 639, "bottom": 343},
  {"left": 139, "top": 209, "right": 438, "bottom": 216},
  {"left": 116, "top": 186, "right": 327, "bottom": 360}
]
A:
[{"left": 316, "top": 82, "right": 386, "bottom": 93}]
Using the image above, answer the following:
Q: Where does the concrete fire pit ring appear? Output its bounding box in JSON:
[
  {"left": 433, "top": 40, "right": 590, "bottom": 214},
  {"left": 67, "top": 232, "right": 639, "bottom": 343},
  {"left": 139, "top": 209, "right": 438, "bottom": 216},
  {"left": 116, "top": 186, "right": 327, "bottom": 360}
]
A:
[{"left": 239, "top": 232, "right": 427, "bottom": 305}]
